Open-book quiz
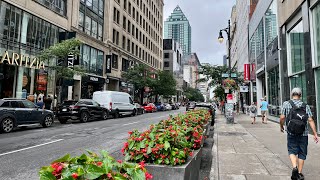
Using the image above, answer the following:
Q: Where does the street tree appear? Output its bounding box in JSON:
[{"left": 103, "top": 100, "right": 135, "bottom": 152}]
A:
[
  {"left": 184, "top": 87, "right": 205, "bottom": 102},
  {"left": 122, "top": 64, "right": 156, "bottom": 104},
  {"left": 38, "top": 38, "right": 85, "bottom": 103},
  {"left": 152, "top": 70, "right": 177, "bottom": 101}
]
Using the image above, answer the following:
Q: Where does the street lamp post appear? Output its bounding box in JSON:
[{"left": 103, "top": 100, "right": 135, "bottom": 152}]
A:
[{"left": 218, "top": 20, "right": 232, "bottom": 78}]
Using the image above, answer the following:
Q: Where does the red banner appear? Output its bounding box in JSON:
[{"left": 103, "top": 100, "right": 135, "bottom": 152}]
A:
[
  {"left": 244, "top": 64, "right": 250, "bottom": 81},
  {"left": 250, "top": 63, "right": 256, "bottom": 81}
]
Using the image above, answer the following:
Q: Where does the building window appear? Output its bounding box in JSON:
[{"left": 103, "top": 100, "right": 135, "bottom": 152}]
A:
[
  {"left": 112, "top": 29, "right": 119, "bottom": 45},
  {"left": 288, "top": 21, "right": 305, "bottom": 74},
  {"left": 265, "top": 0, "right": 278, "bottom": 46},
  {"left": 267, "top": 66, "right": 280, "bottom": 115},
  {"left": 112, "top": 54, "right": 118, "bottom": 69},
  {"left": 80, "top": 44, "right": 103, "bottom": 75},
  {"left": 123, "top": 16, "right": 126, "bottom": 29},
  {"left": 124, "top": 0, "right": 127, "bottom": 10},
  {"left": 122, "top": 58, "right": 130, "bottom": 71},
  {"left": 164, "top": 53, "right": 169, "bottom": 58},
  {"left": 122, "top": 35, "right": 126, "bottom": 49},
  {"left": 79, "top": 0, "right": 104, "bottom": 40},
  {"left": 34, "top": 0, "right": 67, "bottom": 16},
  {"left": 312, "top": 4, "right": 320, "bottom": 66},
  {"left": 127, "top": 39, "right": 130, "bottom": 51},
  {"left": 164, "top": 61, "right": 169, "bottom": 67},
  {"left": 113, "top": 8, "right": 120, "bottom": 24}
]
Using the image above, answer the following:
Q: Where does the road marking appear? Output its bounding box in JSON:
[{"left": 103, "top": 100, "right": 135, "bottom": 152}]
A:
[
  {"left": 0, "top": 139, "right": 64, "bottom": 157},
  {"left": 122, "top": 121, "right": 139, "bottom": 126}
]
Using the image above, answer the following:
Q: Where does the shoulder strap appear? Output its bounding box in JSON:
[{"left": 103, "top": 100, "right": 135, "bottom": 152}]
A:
[
  {"left": 300, "top": 102, "right": 306, "bottom": 109},
  {"left": 288, "top": 100, "right": 297, "bottom": 109}
]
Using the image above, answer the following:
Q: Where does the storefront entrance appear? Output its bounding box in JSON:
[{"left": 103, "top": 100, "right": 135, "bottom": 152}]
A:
[{"left": 81, "top": 75, "right": 105, "bottom": 99}]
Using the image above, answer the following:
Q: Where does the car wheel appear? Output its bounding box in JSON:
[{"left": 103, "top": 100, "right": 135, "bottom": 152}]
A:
[
  {"left": 114, "top": 111, "right": 120, "bottom": 119},
  {"left": 80, "top": 112, "right": 89, "bottom": 123},
  {"left": 42, "top": 115, "right": 53, "bottom": 128},
  {"left": 1, "top": 117, "right": 14, "bottom": 133},
  {"left": 102, "top": 111, "right": 108, "bottom": 120},
  {"left": 132, "top": 109, "right": 137, "bottom": 116},
  {"left": 58, "top": 118, "right": 68, "bottom": 124}
]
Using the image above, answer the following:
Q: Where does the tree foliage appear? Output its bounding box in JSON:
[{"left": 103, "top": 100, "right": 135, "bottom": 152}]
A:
[
  {"left": 152, "top": 70, "right": 176, "bottom": 98},
  {"left": 122, "top": 64, "right": 156, "bottom": 91},
  {"left": 213, "top": 85, "right": 225, "bottom": 101},
  {"left": 184, "top": 87, "right": 204, "bottom": 102},
  {"left": 39, "top": 38, "right": 85, "bottom": 80}
]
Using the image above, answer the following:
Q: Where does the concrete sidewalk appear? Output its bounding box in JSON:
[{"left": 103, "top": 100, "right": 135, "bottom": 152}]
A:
[{"left": 210, "top": 113, "right": 320, "bottom": 180}]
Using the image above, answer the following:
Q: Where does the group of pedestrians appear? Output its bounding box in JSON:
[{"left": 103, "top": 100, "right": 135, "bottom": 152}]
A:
[{"left": 241, "top": 87, "right": 318, "bottom": 180}]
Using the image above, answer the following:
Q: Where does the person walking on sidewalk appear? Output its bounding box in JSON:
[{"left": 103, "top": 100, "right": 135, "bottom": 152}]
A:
[
  {"left": 280, "top": 88, "right": 319, "bottom": 180},
  {"left": 260, "top": 98, "right": 268, "bottom": 123},
  {"left": 249, "top": 102, "right": 257, "bottom": 124}
]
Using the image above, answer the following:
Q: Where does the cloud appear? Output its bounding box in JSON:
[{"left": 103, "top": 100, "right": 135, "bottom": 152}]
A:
[{"left": 163, "top": 0, "right": 236, "bottom": 65}]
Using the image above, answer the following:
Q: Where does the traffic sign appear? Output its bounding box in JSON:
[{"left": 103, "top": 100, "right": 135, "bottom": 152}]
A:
[
  {"left": 222, "top": 73, "right": 229, "bottom": 78},
  {"left": 231, "top": 73, "right": 237, "bottom": 78}
]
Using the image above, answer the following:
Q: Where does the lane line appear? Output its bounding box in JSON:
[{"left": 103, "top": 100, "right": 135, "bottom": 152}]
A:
[
  {"left": 122, "top": 121, "right": 139, "bottom": 126},
  {"left": 0, "top": 139, "right": 64, "bottom": 157}
]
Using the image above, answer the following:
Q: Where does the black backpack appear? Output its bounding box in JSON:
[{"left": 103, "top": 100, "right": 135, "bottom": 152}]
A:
[
  {"left": 250, "top": 106, "right": 256, "bottom": 113},
  {"left": 286, "top": 100, "right": 308, "bottom": 135}
]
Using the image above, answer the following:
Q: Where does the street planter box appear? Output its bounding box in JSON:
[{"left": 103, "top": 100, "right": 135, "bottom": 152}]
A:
[
  {"left": 145, "top": 148, "right": 202, "bottom": 180},
  {"left": 202, "top": 122, "right": 210, "bottom": 136}
]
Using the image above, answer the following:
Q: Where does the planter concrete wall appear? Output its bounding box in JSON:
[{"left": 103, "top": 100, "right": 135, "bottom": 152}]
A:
[{"left": 145, "top": 148, "right": 202, "bottom": 180}]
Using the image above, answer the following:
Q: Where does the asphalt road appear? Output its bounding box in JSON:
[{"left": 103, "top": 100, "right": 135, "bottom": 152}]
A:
[{"left": 0, "top": 108, "right": 185, "bottom": 180}]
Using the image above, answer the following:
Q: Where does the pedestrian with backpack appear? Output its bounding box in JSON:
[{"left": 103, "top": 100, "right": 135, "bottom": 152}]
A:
[
  {"left": 280, "top": 88, "right": 319, "bottom": 180},
  {"left": 249, "top": 102, "right": 257, "bottom": 124}
]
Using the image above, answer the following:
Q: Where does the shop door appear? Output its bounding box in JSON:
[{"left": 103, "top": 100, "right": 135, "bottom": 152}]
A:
[{"left": 0, "top": 64, "right": 15, "bottom": 98}]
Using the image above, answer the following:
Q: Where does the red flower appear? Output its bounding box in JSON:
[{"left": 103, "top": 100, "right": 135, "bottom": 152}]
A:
[
  {"left": 189, "top": 152, "right": 193, "bottom": 156},
  {"left": 124, "top": 142, "right": 129, "bottom": 149},
  {"left": 96, "top": 161, "right": 103, "bottom": 167},
  {"left": 72, "top": 173, "right": 79, "bottom": 179},
  {"left": 117, "top": 160, "right": 122, "bottom": 163},
  {"left": 145, "top": 172, "right": 153, "bottom": 180},
  {"left": 138, "top": 161, "right": 145, "bottom": 169},
  {"left": 128, "top": 131, "right": 133, "bottom": 135},
  {"left": 107, "top": 173, "right": 112, "bottom": 178}
]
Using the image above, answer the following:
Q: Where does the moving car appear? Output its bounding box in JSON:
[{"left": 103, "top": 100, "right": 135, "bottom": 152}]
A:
[
  {"left": 142, "top": 103, "right": 157, "bottom": 113},
  {"left": 93, "top": 91, "right": 136, "bottom": 118},
  {"left": 0, "top": 98, "right": 54, "bottom": 133},
  {"left": 155, "top": 103, "right": 165, "bottom": 111},
  {"left": 134, "top": 103, "right": 145, "bottom": 115},
  {"left": 57, "top": 99, "right": 109, "bottom": 124}
]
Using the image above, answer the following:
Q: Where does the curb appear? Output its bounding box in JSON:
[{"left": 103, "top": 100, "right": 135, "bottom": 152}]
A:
[{"left": 209, "top": 124, "right": 219, "bottom": 180}]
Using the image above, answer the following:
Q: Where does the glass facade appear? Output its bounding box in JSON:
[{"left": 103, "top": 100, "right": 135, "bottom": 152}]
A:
[
  {"left": 288, "top": 21, "right": 305, "bottom": 74},
  {"left": 34, "top": 0, "right": 67, "bottom": 16},
  {"left": 164, "top": 6, "right": 191, "bottom": 55},
  {"left": 287, "top": 21, "right": 306, "bottom": 101},
  {"left": 265, "top": 0, "right": 278, "bottom": 46},
  {"left": 0, "top": 1, "right": 63, "bottom": 99},
  {"left": 79, "top": 0, "right": 104, "bottom": 41},
  {"left": 312, "top": 4, "right": 320, "bottom": 66},
  {"left": 79, "top": 44, "right": 103, "bottom": 76}
]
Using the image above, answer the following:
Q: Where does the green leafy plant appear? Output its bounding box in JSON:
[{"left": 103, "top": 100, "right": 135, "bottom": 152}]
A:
[
  {"left": 39, "top": 150, "right": 152, "bottom": 180},
  {"left": 122, "top": 110, "right": 211, "bottom": 166}
]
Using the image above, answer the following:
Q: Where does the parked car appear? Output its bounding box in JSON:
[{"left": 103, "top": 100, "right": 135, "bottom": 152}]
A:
[
  {"left": 186, "top": 101, "right": 196, "bottom": 111},
  {"left": 0, "top": 98, "right": 54, "bottom": 133},
  {"left": 175, "top": 103, "right": 180, "bottom": 109},
  {"left": 142, "top": 103, "right": 157, "bottom": 113},
  {"left": 170, "top": 103, "right": 177, "bottom": 110},
  {"left": 164, "top": 103, "right": 172, "bottom": 111},
  {"left": 57, "top": 99, "right": 109, "bottom": 124},
  {"left": 93, "top": 91, "right": 136, "bottom": 118},
  {"left": 194, "top": 103, "right": 216, "bottom": 126},
  {"left": 155, "top": 103, "right": 165, "bottom": 111},
  {"left": 134, "top": 103, "right": 145, "bottom": 115}
]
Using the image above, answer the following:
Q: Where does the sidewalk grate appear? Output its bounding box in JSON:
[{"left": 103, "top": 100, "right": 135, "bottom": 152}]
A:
[{"left": 218, "top": 132, "right": 247, "bottom": 136}]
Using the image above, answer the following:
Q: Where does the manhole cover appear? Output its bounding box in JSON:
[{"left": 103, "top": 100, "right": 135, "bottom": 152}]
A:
[{"left": 218, "top": 132, "right": 247, "bottom": 136}]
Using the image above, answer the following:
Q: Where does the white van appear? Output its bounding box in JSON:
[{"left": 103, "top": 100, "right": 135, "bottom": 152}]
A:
[{"left": 92, "top": 91, "right": 136, "bottom": 118}]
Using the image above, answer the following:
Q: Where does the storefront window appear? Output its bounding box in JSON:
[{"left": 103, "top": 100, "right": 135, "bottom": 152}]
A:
[
  {"left": 312, "top": 4, "right": 320, "bottom": 66},
  {"left": 290, "top": 73, "right": 306, "bottom": 102},
  {"left": 288, "top": 21, "right": 305, "bottom": 74},
  {"left": 315, "top": 69, "right": 320, "bottom": 133},
  {"left": 265, "top": 0, "right": 278, "bottom": 46},
  {"left": 90, "top": 48, "right": 97, "bottom": 74},
  {"left": 80, "top": 44, "right": 103, "bottom": 76}
]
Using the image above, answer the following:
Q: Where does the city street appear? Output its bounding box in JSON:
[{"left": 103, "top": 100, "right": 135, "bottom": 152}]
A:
[{"left": 0, "top": 108, "right": 185, "bottom": 180}]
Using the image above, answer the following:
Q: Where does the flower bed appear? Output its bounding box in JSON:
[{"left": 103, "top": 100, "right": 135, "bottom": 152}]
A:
[
  {"left": 39, "top": 150, "right": 152, "bottom": 180},
  {"left": 122, "top": 110, "right": 211, "bottom": 166}
]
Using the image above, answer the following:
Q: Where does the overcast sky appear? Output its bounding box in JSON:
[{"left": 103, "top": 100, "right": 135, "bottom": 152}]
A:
[{"left": 163, "top": 0, "right": 236, "bottom": 65}]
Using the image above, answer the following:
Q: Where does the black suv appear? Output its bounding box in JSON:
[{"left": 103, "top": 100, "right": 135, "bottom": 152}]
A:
[
  {"left": 56, "top": 99, "right": 109, "bottom": 124},
  {"left": 0, "top": 99, "right": 54, "bottom": 133}
]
